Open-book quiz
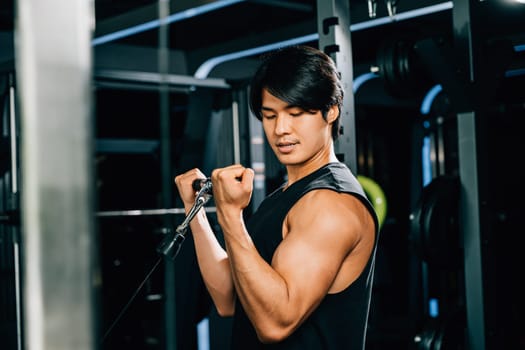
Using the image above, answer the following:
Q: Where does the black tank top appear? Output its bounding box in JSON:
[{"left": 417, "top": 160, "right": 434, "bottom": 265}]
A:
[{"left": 230, "top": 162, "right": 379, "bottom": 350}]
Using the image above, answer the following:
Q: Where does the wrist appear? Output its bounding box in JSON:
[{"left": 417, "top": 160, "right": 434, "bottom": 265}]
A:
[{"left": 217, "top": 207, "right": 243, "bottom": 230}]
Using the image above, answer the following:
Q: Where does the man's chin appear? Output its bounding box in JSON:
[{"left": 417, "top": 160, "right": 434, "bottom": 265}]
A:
[{"left": 277, "top": 157, "right": 302, "bottom": 167}]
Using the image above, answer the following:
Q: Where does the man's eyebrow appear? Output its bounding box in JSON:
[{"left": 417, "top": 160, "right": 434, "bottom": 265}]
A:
[{"left": 261, "top": 104, "right": 300, "bottom": 111}]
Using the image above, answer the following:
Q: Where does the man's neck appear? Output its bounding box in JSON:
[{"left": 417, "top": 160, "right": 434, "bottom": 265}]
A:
[{"left": 285, "top": 148, "right": 338, "bottom": 187}]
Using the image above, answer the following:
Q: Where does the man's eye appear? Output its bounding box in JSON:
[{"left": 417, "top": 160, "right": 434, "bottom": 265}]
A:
[{"left": 263, "top": 114, "right": 276, "bottom": 119}]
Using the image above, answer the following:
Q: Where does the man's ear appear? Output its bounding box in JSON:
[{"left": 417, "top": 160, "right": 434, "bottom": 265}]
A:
[{"left": 327, "top": 105, "right": 339, "bottom": 124}]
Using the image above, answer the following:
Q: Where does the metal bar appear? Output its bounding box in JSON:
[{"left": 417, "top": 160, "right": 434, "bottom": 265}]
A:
[
  {"left": 93, "top": 0, "right": 247, "bottom": 46},
  {"left": 13, "top": 234, "right": 22, "bottom": 350},
  {"left": 96, "top": 207, "right": 217, "bottom": 217},
  {"left": 452, "top": 1, "right": 487, "bottom": 349},
  {"left": 246, "top": 0, "right": 313, "bottom": 12},
  {"left": 15, "top": 0, "right": 96, "bottom": 349},
  {"left": 246, "top": 89, "right": 266, "bottom": 209},
  {"left": 94, "top": 80, "right": 190, "bottom": 93},
  {"left": 8, "top": 75, "right": 22, "bottom": 349},
  {"left": 316, "top": 0, "right": 357, "bottom": 172},
  {"left": 8, "top": 74, "right": 17, "bottom": 193},
  {"left": 156, "top": 0, "right": 178, "bottom": 348},
  {"left": 457, "top": 111, "right": 485, "bottom": 350},
  {"left": 232, "top": 100, "right": 241, "bottom": 164},
  {"left": 95, "top": 70, "right": 231, "bottom": 89}
]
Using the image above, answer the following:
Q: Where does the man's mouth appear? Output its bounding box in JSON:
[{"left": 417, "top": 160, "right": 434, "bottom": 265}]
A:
[{"left": 276, "top": 141, "right": 297, "bottom": 153}]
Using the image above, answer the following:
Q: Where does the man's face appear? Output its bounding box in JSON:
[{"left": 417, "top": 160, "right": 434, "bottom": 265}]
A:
[{"left": 260, "top": 89, "right": 336, "bottom": 167}]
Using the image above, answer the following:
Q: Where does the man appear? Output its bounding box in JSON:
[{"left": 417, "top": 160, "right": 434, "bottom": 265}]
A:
[{"left": 175, "top": 45, "right": 378, "bottom": 349}]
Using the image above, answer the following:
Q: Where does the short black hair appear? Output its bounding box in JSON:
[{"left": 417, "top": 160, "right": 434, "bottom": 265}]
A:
[{"left": 249, "top": 45, "right": 344, "bottom": 140}]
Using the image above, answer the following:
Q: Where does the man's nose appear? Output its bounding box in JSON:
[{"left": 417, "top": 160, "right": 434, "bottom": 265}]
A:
[{"left": 274, "top": 114, "right": 292, "bottom": 135}]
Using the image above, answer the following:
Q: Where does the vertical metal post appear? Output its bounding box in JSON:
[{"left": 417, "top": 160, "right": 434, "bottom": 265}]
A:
[
  {"left": 452, "top": 1, "right": 487, "bottom": 349},
  {"left": 316, "top": 0, "right": 357, "bottom": 172},
  {"left": 230, "top": 86, "right": 265, "bottom": 211},
  {"left": 15, "top": 0, "right": 97, "bottom": 349},
  {"left": 246, "top": 90, "right": 266, "bottom": 210},
  {"left": 157, "top": 1, "right": 177, "bottom": 349},
  {"left": 9, "top": 74, "right": 18, "bottom": 194},
  {"left": 9, "top": 72, "right": 23, "bottom": 350},
  {"left": 457, "top": 111, "right": 485, "bottom": 350},
  {"left": 232, "top": 100, "right": 241, "bottom": 165}
]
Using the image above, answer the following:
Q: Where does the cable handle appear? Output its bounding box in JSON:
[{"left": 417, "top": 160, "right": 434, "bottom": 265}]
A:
[
  {"left": 193, "top": 177, "right": 212, "bottom": 196},
  {"left": 157, "top": 180, "right": 212, "bottom": 259}
]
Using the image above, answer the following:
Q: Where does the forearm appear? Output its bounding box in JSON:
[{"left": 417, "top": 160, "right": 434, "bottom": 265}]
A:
[
  {"left": 219, "top": 211, "right": 297, "bottom": 342},
  {"left": 189, "top": 208, "right": 235, "bottom": 316}
]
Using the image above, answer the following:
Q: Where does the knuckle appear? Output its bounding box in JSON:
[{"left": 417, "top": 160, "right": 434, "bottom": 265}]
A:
[{"left": 211, "top": 168, "right": 220, "bottom": 180}]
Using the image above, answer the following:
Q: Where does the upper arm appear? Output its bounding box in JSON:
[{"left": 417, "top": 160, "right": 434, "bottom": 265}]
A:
[{"left": 270, "top": 189, "right": 374, "bottom": 324}]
